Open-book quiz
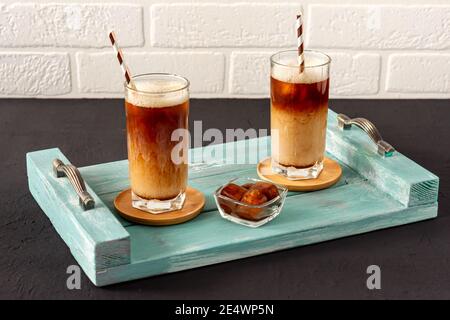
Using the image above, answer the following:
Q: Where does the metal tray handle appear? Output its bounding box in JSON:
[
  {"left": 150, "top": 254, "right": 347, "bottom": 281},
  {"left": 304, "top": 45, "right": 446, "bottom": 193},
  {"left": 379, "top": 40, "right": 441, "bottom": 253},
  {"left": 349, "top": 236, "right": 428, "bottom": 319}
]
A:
[
  {"left": 52, "top": 159, "right": 95, "bottom": 210},
  {"left": 337, "top": 114, "right": 395, "bottom": 157}
]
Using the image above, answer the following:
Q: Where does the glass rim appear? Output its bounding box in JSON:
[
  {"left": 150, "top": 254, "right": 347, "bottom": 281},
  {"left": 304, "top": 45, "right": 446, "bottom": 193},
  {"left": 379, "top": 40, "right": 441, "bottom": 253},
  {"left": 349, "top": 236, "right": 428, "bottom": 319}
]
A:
[
  {"left": 270, "top": 49, "right": 331, "bottom": 69},
  {"left": 125, "top": 72, "right": 190, "bottom": 95}
]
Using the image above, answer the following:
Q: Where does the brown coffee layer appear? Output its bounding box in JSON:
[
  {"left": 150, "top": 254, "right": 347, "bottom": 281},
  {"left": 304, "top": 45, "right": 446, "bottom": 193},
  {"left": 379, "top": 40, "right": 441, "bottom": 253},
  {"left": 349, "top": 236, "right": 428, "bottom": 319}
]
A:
[
  {"left": 271, "top": 77, "right": 329, "bottom": 168},
  {"left": 270, "top": 77, "right": 329, "bottom": 113},
  {"left": 126, "top": 100, "right": 189, "bottom": 199}
]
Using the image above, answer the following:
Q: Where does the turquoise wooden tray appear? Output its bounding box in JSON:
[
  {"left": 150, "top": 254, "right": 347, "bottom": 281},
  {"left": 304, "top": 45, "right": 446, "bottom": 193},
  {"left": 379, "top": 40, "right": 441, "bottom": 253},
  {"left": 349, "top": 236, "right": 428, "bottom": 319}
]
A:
[{"left": 26, "top": 110, "right": 439, "bottom": 286}]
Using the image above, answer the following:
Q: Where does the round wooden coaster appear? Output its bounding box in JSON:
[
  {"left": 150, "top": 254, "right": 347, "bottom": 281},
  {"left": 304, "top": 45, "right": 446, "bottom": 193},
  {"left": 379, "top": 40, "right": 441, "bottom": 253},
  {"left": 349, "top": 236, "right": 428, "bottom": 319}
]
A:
[
  {"left": 114, "top": 187, "right": 205, "bottom": 226},
  {"left": 257, "top": 157, "right": 342, "bottom": 192}
]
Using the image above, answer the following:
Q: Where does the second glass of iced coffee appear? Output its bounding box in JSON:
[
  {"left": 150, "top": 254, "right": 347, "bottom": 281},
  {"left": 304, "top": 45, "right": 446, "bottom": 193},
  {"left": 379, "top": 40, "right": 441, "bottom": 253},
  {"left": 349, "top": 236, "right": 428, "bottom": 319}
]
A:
[
  {"left": 125, "top": 73, "right": 189, "bottom": 213},
  {"left": 270, "top": 50, "right": 331, "bottom": 180}
]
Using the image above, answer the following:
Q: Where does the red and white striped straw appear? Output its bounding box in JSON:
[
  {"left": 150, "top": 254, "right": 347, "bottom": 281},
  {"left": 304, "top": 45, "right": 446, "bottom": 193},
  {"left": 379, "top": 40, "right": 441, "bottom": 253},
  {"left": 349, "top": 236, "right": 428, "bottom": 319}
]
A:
[
  {"left": 109, "top": 31, "right": 135, "bottom": 88},
  {"left": 296, "top": 13, "right": 305, "bottom": 73}
]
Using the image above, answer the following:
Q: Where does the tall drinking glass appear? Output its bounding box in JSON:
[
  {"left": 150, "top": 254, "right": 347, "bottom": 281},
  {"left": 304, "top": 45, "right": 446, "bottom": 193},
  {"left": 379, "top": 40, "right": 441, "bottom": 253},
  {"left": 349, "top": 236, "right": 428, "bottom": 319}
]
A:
[
  {"left": 125, "top": 73, "right": 189, "bottom": 213},
  {"left": 270, "top": 50, "right": 331, "bottom": 180}
]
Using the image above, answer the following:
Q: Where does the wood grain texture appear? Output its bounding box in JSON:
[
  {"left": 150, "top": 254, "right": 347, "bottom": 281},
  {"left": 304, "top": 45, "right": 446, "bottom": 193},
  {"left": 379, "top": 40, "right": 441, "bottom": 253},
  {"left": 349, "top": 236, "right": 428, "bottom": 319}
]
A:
[
  {"left": 114, "top": 187, "right": 205, "bottom": 226},
  {"left": 26, "top": 109, "right": 440, "bottom": 287},
  {"left": 96, "top": 188, "right": 437, "bottom": 286},
  {"left": 82, "top": 150, "right": 437, "bottom": 286},
  {"left": 257, "top": 157, "right": 342, "bottom": 191},
  {"left": 92, "top": 157, "right": 363, "bottom": 228},
  {"left": 327, "top": 109, "right": 439, "bottom": 207},
  {"left": 26, "top": 148, "right": 130, "bottom": 284}
]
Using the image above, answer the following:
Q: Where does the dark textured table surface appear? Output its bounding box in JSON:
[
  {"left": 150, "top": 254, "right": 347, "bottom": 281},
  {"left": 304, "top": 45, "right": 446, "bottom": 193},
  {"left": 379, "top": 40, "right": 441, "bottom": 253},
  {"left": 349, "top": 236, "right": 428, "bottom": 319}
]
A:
[{"left": 1, "top": 98, "right": 449, "bottom": 299}]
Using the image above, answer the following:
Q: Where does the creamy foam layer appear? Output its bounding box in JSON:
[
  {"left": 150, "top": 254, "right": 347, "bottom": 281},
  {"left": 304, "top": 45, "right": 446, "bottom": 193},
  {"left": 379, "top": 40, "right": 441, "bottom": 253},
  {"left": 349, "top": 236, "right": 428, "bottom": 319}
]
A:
[
  {"left": 272, "top": 57, "right": 329, "bottom": 84},
  {"left": 126, "top": 79, "right": 188, "bottom": 108}
]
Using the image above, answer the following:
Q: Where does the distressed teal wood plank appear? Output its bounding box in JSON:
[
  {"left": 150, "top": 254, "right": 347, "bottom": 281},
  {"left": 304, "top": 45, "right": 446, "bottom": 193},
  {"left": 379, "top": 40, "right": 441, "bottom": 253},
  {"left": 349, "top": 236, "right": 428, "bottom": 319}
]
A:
[
  {"left": 189, "top": 136, "right": 271, "bottom": 165},
  {"left": 326, "top": 109, "right": 439, "bottom": 207},
  {"left": 26, "top": 148, "right": 130, "bottom": 279},
  {"left": 89, "top": 156, "right": 362, "bottom": 224},
  {"left": 97, "top": 191, "right": 133, "bottom": 227},
  {"left": 81, "top": 134, "right": 363, "bottom": 197},
  {"left": 126, "top": 181, "right": 403, "bottom": 263},
  {"left": 97, "top": 157, "right": 363, "bottom": 228},
  {"left": 81, "top": 162, "right": 259, "bottom": 195},
  {"left": 96, "top": 185, "right": 437, "bottom": 286},
  {"left": 80, "top": 137, "right": 269, "bottom": 195},
  {"left": 82, "top": 135, "right": 364, "bottom": 229},
  {"left": 79, "top": 160, "right": 128, "bottom": 195},
  {"left": 28, "top": 171, "right": 98, "bottom": 283}
]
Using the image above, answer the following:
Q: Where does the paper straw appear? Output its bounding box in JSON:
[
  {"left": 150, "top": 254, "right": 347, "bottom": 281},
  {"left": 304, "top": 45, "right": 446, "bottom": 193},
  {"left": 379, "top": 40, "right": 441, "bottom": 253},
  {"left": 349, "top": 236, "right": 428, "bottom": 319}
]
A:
[
  {"left": 296, "top": 14, "right": 305, "bottom": 73},
  {"left": 109, "top": 31, "right": 135, "bottom": 89}
]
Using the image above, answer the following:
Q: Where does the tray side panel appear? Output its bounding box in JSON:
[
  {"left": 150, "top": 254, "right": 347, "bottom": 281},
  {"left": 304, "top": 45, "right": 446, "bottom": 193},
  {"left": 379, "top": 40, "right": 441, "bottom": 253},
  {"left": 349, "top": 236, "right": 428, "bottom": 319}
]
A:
[
  {"left": 125, "top": 181, "right": 404, "bottom": 263},
  {"left": 326, "top": 109, "right": 439, "bottom": 207},
  {"left": 28, "top": 165, "right": 98, "bottom": 283},
  {"left": 26, "top": 148, "right": 131, "bottom": 280},
  {"left": 96, "top": 201, "right": 437, "bottom": 287}
]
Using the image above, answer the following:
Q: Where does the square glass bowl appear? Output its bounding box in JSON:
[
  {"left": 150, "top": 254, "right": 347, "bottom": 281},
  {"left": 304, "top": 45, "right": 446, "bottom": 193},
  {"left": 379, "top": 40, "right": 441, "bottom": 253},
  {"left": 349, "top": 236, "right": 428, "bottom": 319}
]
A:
[{"left": 213, "top": 177, "right": 288, "bottom": 227}]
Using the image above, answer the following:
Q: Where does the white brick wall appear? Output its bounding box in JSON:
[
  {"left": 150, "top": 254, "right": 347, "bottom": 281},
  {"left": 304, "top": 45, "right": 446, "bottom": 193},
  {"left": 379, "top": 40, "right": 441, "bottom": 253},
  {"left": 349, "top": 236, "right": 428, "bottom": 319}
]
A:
[
  {"left": 0, "top": 53, "right": 71, "bottom": 96},
  {"left": 77, "top": 52, "right": 225, "bottom": 93},
  {"left": 330, "top": 53, "right": 381, "bottom": 96},
  {"left": 386, "top": 54, "right": 450, "bottom": 93},
  {"left": 0, "top": 0, "right": 449, "bottom": 99},
  {"left": 308, "top": 5, "right": 450, "bottom": 50},
  {"left": 151, "top": 3, "right": 300, "bottom": 47},
  {"left": 0, "top": 3, "right": 144, "bottom": 47}
]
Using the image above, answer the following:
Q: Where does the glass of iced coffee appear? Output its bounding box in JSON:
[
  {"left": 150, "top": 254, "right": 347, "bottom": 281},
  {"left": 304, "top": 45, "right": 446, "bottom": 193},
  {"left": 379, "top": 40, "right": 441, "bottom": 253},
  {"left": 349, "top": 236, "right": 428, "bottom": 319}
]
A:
[
  {"left": 270, "top": 50, "right": 330, "bottom": 180},
  {"left": 125, "top": 73, "right": 189, "bottom": 213}
]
